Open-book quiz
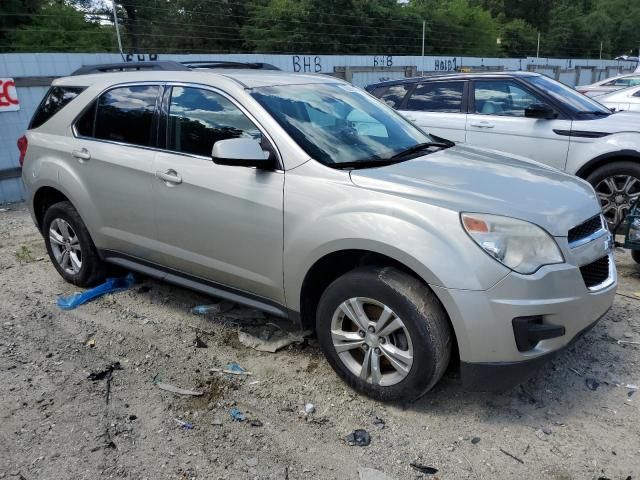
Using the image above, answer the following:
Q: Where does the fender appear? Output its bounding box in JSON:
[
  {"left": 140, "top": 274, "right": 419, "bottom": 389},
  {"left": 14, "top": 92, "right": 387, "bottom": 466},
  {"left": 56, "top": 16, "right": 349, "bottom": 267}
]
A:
[{"left": 575, "top": 149, "right": 640, "bottom": 179}]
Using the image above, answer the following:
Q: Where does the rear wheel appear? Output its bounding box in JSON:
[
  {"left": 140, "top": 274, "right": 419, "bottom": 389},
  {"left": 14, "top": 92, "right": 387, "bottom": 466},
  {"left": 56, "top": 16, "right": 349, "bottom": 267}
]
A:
[
  {"left": 43, "top": 201, "right": 106, "bottom": 287},
  {"left": 316, "top": 266, "right": 452, "bottom": 401},
  {"left": 586, "top": 161, "right": 640, "bottom": 230}
]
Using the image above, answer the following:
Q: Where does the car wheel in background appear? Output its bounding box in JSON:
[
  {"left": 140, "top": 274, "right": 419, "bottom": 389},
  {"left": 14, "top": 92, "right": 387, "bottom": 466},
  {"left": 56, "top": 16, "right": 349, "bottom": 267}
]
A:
[
  {"left": 43, "top": 201, "right": 106, "bottom": 288},
  {"left": 316, "top": 266, "right": 452, "bottom": 402},
  {"left": 587, "top": 161, "right": 640, "bottom": 230}
]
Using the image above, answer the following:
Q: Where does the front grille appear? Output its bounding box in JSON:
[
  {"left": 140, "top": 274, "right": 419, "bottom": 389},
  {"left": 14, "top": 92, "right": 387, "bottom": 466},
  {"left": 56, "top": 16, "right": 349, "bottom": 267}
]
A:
[
  {"left": 579, "top": 256, "right": 610, "bottom": 288},
  {"left": 568, "top": 215, "right": 603, "bottom": 245}
]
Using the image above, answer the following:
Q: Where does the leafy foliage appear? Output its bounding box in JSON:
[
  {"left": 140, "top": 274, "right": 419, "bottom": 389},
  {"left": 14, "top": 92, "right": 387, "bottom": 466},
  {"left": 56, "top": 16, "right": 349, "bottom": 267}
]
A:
[{"left": 3, "top": 0, "right": 640, "bottom": 58}]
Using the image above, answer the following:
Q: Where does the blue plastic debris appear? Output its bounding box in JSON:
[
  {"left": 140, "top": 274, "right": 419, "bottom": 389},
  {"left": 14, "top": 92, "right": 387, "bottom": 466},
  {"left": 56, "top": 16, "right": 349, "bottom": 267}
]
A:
[
  {"left": 224, "top": 362, "right": 246, "bottom": 375},
  {"left": 174, "top": 418, "right": 194, "bottom": 430},
  {"left": 230, "top": 407, "right": 246, "bottom": 422},
  {"left": 57, "top": 273, "right": 135, "bottom": 310}
]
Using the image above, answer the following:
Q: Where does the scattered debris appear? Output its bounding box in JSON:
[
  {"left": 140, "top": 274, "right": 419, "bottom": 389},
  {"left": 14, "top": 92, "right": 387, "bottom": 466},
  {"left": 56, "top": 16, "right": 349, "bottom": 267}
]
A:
[
  {"left": 586, "top": 378, "right": 600, "bottom": 391},
  {"left": 358, "top": 467, "right": 395, "bottom": 480},
  {"left": 86, "top": 338, "right": 96, "bottom": 348},
  {"left": 189, "top": 324, "right": 215, "bottom": 336},
  {"left": 211, "top": 362, "right": 253, "bottom": 376},
  {"left": 372, "top": 417, "right": 386, "bottom": 429},
  {"left": 409, "top": 462, "right": 438, "bottom": 475},
  {"left": 57, "top": 273, "right": 135, "bottom": 310},
  {"left": 626, "top": 384, "right": 639, "bottom": 390},
  {"left": 345, "top": 429, "right": 371, "bottom": 447},
  {"left": 471, "top": 436, "right": 481, "bottom": 444},
  {"left": 500, "top": 447, "right": 524, "bottom": 464},
  {"left": 87, "top": 362, "right": 122, "bottom": 381},
  {"left": 88, "top": 362, "right": 122, "bottom": 405},
  {"left": 211, "top": 417, "right": 223, "bottom": 426},
  {"left": 155, "top": 382, "right": 203, "bottom": 396},
  {"left": 617, "top": 339, "right": 640, "bottom": 346},
  {"left": 174, "top": 418, "right": 194, "bottom": 430},
  {"left": 536, "top": 428, "right": 549, "bottom": 441},
  {"left": 191, "top": 301, "right": 235, "bottom": 315},
  {"left": 304, "top": 403, "right": 315, "bottom": 414},
  {"left": 246, "top": 457, "right": 259, "bottom": 467},
  {"left": 193, "top": 334, "right": 208, "bottom": 348},
  {"left": 249, "top": 419, "right": 263, "bottom": 427},
  {"left": 238, "top": 328, "right": 309, "bottom": 353},
  {"left": 230, "top": 407, "right": 246, "bottom": 422},
  {"left": 90, "top": 440, "right": 116, "bottom": 452}
]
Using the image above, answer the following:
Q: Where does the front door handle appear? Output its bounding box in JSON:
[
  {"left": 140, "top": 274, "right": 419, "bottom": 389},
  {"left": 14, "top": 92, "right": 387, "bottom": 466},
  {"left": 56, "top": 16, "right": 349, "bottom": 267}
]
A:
[
  {"left": 156, "top": 169, "right": 182, "bottom": 185},
  {"left": 469, "top": 121, "right": 495, "bottom": 129},
  {"left": 71, "top": 148, "right": 91, "bottom": 161}
]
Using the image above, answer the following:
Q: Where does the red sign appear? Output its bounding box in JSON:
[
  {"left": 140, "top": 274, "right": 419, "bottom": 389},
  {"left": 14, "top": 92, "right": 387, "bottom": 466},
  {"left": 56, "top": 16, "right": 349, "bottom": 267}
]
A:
[{"left": 0, "top": 78, "right": 20, "bottom": 112}]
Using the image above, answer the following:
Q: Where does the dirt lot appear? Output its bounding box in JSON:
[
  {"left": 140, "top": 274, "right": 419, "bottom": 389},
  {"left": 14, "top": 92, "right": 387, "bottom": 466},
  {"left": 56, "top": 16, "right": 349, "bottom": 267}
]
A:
[{"left": 0, "top": 204, "right": 639, "bottom": 480}]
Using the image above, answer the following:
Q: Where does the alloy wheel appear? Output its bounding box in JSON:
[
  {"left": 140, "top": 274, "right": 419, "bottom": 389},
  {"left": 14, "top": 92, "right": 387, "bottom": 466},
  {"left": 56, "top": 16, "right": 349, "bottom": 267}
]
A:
[
  {"left": 595, "top": 174, "right": 640, "bottom": 229},
  {"left": 330, "top": 297, "right": 414, "bottom": 387},
  {"left": 49, "top": 218, "right": 82, "bottom": 275}
]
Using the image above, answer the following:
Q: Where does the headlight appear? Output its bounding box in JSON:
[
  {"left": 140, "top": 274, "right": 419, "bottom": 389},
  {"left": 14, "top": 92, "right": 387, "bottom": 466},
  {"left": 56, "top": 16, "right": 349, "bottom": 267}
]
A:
[{"left": 461, "top": 213, "right": 564, "bottom": 274}]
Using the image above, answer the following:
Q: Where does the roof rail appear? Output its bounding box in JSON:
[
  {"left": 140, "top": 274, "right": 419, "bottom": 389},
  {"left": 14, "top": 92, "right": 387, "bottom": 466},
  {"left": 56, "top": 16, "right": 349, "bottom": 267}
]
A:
[
  {"left": 71, "top": 60, "right": 280, "bottom": 76},
  {"left": 71, "top": 61, "right": 189, "bottom": 76},
  {"left": 181, "top": 60, "right": 280, "bottom": 70}
]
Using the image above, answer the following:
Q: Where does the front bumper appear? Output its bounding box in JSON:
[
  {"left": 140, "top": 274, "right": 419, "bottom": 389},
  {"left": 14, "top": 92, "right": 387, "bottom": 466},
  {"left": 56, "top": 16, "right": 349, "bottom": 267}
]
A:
[{"left": 432, "top": 254, "right": 616, "bottom": 390}]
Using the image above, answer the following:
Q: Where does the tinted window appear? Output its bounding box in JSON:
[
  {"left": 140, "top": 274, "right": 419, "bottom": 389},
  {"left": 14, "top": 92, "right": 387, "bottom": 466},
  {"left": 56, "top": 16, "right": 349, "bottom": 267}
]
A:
[
  {"left": 474, "top": 80, "right": 543, "bottom": 116},
  {"left": 406, "top": 82, "right": 464, "bottom": 112},
  {"left": 375, "top": 84, "right": 410, "bottom": 109},
  {"left": 167, "top": 87, "right": 261, "bottom": 157},
  {"left": 252, "top": 83, "right": 434, "bottom": 166},
  {"left": 604, "top": 77, "right": 640, "bottom": 87},
  {"left": 93, "top": 85, "right": 159, "bottom": 146},
  {"left": 527, "top": 75, "right": 610, "bottom": 115},
  {"left": 29, "top": 86, "right": 85, "bottom": 129}
]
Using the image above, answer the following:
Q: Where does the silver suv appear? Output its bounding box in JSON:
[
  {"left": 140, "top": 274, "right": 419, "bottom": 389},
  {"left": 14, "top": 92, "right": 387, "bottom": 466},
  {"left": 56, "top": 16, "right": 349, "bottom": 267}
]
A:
[{"left": 21, "top": 62, "right": 616, "bottom": 401}]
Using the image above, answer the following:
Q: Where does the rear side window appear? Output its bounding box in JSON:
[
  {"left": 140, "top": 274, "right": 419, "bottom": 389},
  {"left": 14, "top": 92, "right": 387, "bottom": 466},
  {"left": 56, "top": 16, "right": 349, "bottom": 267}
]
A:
[
  {"left": 76, "top": 85, "right": 160, "bottom": 147},
  {"left": 29, "top": 86, "right": 85, "bottom": 129},
  {"left": 406, "top": 82, "right": 464, "bottom": 112},
  {"left": 373, "top": 84, "right": 410, "bottom": 109}
]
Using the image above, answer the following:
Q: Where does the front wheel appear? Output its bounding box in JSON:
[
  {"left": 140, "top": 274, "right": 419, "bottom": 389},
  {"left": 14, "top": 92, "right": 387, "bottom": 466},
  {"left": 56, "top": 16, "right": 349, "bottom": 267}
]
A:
[
  {"left": 586, "top": 161, "right": 640, "bottom": 230},
  {"left": 316, "top": 266, "right": 452, "bottom": 402}
]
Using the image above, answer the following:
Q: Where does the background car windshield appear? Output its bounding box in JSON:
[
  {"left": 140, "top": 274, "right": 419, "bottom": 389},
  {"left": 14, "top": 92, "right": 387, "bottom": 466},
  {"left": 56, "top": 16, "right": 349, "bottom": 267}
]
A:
[
  {"left": 528, "top": 75, "right": 610, "bottom": 114},
  {"left": 251, "top": 83, "right": 432, "bottom": 165}
]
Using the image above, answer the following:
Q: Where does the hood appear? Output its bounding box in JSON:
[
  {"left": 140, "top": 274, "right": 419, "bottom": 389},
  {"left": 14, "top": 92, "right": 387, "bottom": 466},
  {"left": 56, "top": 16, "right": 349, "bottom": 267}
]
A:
[
  {"left": 575, "top": 111, "right": 640, "bottom": 133},
  {"left": 349, "top": 144, "right": 600, "bottom": 237}
]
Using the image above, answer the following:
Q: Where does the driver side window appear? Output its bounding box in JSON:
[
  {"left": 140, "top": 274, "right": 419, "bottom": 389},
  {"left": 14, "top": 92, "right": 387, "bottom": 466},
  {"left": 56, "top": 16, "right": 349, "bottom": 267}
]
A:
[{"left": 474, "top": 80, "right": 544, "bottom": 117}]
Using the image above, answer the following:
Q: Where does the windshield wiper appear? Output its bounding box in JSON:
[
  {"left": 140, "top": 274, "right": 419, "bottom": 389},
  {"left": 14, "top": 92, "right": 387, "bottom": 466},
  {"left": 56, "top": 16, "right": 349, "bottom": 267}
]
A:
[
  {"left": 390, "top": 141, "right": 452, "bottom": 160},
  {"left": 332, "top": 158, "right": 407, "bottom": 170},
  {"left": 577, "top": 110, "right": 610, "bottom": 116}
]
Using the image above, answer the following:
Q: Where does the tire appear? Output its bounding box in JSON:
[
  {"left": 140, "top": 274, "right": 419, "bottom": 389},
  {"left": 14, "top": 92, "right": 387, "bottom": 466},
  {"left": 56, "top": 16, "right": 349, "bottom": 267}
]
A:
[
  {"left": 586, "top": 161, "right": 640, "bottom": 230},
  {"left": 316, "top": 266, "right": 452, "bottom": 402},
  {"left": 43, "top": 201, "right": 106, "bottom": 288},
  {"left": 632, "top": 250, "right": 640, "bottom": 264}
]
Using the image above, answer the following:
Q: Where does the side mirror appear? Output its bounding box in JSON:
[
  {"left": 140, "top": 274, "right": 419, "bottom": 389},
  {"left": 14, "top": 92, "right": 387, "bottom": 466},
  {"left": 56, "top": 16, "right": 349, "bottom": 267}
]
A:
[
  {"left": 212, "top": 138, "right": 273, "bottom": 168},
  {"left": 525, "top": 103, "right": 556, "bottom": 120}
]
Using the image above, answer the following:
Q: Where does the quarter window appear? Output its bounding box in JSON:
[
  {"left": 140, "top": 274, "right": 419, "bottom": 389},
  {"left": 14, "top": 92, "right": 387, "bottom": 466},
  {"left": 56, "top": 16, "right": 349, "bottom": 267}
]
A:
[
  {"left": 474, "top": 80, "right": 543, "bottom": 117},
  {"left": 81, "top": 85, "right": 161, "bottom": 147},
  {"left": 406, "top": 82, "right": 464, "bottom": 112},
  {"left": 167, "top": 86, "right": 261, "bottom": 157},
  {"left": 30, "top": 86, "right": 85, "bottom": 129},
  {"left": 375, "top": 84, "right": 410, "bottom": 109}
]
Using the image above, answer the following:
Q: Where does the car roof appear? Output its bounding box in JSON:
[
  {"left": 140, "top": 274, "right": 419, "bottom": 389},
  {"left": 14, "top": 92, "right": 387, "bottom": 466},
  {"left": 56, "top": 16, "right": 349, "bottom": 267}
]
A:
[
  {"left": 367, "top": 70, "right": 540, "bottom": 88},
  {"left": 54, "top": 68, "right": 345, "bottom": 89}
]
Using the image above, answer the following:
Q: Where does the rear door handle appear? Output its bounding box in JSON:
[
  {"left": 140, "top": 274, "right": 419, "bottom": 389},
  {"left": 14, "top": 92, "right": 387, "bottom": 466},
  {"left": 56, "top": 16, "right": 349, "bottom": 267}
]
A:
[
  {"left": 156, "top": 169, "right": 182, "bottom": 185},
  {"left": 71, "top": 148, "right": 91, "bottom": 161},
  {"left": 469, "top": 121, "right": 494, "bottom": 129}
]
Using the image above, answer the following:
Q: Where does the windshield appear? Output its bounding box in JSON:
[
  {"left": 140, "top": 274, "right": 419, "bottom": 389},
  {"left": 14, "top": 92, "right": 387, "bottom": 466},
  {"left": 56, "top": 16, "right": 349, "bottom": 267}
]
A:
[
  {"left": 251, "top": 83, "right": 439, "bottom": 167},
  {"left": 528, "top": 75, "right": 611, "bottom": 115}
]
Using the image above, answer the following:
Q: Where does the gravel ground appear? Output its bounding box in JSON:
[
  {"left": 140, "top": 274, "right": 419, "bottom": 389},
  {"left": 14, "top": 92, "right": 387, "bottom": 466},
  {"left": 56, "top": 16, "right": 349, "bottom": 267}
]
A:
[{"left": 1, "top": 203, "right": 639, "bottom": 480}]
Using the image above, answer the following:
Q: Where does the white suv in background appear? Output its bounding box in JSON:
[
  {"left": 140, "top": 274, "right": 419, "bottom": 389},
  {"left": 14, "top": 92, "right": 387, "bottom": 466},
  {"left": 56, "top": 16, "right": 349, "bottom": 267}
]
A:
[{"left": 367, "top": 72, "right": 640, "bottom": 228}]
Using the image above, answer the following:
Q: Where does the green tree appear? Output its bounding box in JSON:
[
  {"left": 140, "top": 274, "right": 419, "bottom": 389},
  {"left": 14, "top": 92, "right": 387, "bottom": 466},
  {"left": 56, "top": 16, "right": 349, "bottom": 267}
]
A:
[
  {"left": 500, "top": 18, "right": 537, "bottom": 57},
  {"left": 8, "top": 1, "right": 114, "bottom": 52},
  {"left": 0, "top": 0, "right": 44, "bottom": 48}
]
